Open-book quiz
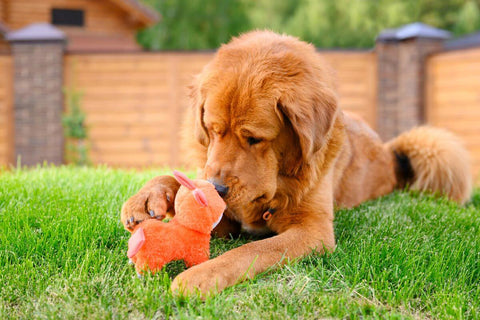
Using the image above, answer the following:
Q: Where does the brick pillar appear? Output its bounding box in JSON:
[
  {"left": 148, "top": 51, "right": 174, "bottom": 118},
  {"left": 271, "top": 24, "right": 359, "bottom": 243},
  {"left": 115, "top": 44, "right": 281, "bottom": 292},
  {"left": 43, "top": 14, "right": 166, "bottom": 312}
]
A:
[
  {"left": 7, "top": 23, "right": 66, "bottom": 165},
  {"left": 376, "top": 23, "right": 450, "bottom": 140}
]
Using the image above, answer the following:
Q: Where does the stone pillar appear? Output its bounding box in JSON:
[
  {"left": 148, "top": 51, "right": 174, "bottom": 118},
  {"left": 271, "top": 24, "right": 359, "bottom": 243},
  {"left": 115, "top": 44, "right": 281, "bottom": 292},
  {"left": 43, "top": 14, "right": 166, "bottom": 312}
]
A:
[
  {"left": 376, "top": 23, "right": 450, "bottom": 141},
  {"left": 7, "top": 23, "right": 66, "bottom": 165}
]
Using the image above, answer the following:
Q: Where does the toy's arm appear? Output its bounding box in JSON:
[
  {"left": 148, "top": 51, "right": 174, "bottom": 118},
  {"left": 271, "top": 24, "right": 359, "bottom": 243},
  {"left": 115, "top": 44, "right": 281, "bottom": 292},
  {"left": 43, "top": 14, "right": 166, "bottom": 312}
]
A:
[{"left": 121, "top": 175, "right": 180, "bottom": 231}]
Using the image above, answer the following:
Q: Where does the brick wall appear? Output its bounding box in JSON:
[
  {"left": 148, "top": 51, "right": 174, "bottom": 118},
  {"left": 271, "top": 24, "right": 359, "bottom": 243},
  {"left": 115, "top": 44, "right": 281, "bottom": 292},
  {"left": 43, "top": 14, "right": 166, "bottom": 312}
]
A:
[
  {"left": 377, "top": 40, "right": 445, "bottom": 140},
  {"left": 376, "top": 23, "right": 449, "bottom": 141},
  {"left": 7, "top": 23, "right": 67, "bottom": 166},
  {"left": 12, "top": 42, "right": 65, "bottom": 165}
]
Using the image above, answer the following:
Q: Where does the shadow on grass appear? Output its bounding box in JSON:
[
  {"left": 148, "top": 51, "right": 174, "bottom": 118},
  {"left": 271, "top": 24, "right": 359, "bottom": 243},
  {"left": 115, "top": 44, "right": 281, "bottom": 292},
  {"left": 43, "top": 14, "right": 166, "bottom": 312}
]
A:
[{"left": 469, "top": 190, "right": 480, "bottom": 209}]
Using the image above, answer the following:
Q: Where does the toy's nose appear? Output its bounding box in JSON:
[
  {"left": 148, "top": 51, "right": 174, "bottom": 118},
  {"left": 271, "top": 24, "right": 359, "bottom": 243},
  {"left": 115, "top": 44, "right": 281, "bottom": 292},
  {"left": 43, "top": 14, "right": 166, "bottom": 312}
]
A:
[{"left": 212, "top": 181, "right": 229, "bottom": 198}]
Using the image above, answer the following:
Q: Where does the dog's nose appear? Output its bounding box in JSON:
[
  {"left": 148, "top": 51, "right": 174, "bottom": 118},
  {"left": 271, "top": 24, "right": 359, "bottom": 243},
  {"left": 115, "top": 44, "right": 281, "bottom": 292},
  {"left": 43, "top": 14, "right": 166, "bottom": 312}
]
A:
[{"left": 212, "top": 181, "right": 229, "bottom": 198}]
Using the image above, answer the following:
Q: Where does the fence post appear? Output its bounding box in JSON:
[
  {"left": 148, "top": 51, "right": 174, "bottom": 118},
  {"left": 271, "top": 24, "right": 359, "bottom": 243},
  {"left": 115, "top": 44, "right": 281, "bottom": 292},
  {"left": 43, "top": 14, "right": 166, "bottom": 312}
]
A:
[
  {"left": 7, "top": 23, "right": 66, "bottom": 166},
  {"left": 375, "top": 22, "right": 450, "bottom": 141}
]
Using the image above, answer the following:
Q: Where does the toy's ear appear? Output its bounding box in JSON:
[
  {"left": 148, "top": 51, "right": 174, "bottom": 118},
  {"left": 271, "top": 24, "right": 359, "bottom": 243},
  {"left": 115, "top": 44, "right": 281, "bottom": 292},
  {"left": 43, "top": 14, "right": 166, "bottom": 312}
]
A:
[
  {"left": 127, "top": 227, "right": 145, "bottom": 259},
  {"left": 193, "top": 189, "right": 208, "bottom": 207},
  {"left": 173, "top": 170, "right": 196, "bottom": 190}
]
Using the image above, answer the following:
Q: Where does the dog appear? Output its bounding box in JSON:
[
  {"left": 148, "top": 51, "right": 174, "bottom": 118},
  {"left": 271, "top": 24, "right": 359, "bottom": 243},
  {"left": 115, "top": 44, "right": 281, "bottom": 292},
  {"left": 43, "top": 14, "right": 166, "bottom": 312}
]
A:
[{"left": 121, "top": 31, "right": 472, "bottom": 297}]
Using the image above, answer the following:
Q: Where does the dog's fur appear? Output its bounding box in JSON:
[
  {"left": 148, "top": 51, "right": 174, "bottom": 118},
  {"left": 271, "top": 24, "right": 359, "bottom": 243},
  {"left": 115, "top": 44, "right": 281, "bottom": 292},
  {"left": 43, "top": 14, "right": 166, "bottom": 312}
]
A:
[{"left": 121, "top": 31, "right": 472, "bottom": 296}]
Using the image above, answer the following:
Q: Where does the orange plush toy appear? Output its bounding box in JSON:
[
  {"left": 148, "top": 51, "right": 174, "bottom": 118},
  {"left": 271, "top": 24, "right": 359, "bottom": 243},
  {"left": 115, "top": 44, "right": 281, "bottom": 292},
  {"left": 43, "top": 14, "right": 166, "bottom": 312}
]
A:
[{"left": 127, "top": 171, "right": 226, "bottom": 274}]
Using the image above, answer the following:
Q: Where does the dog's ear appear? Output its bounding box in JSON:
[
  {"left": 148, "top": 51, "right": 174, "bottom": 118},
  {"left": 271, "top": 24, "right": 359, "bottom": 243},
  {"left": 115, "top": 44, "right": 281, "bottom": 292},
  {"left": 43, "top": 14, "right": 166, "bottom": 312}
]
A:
[
  {"left": 188, "top": 75, "right": 209, "bottom": 147},
  {"left": 277, "top": 85, "right": 338, "bottom": 173}
]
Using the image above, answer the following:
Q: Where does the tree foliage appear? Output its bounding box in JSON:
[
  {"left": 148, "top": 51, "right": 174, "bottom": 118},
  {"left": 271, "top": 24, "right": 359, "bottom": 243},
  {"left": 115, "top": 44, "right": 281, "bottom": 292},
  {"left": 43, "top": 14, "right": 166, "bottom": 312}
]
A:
[
  {"left": 138, "top": 0, "right": 480, "bottom": 49},
  {"left": 137, "top": 0, "right": 250, "bottom": 50}
]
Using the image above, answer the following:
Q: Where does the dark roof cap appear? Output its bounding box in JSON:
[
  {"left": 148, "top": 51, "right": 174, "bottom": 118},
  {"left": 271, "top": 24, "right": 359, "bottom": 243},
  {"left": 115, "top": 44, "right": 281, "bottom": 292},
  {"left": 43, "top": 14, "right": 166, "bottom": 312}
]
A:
[
  {"left": 6, "top": 23, "right": 66, "bottom": 42},
  {"left": 377, "top": 22, "right": 451, "bottom": 41},
  {"left": 445, "top": 31, "right": 480, "bottom": 50}
]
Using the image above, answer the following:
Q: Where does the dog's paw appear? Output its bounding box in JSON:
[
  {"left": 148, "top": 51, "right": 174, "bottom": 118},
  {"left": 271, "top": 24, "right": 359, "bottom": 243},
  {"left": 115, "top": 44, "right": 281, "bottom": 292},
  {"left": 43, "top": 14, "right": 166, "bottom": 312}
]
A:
[
  {"left": 121, "top": 176, "right": 178, "bottom": 231},
  {"left": 121, "top": 194, "right": 154, "bottom": 231},
  {"left": 170, "top": 262, "right": 229, "bottom": 298}
]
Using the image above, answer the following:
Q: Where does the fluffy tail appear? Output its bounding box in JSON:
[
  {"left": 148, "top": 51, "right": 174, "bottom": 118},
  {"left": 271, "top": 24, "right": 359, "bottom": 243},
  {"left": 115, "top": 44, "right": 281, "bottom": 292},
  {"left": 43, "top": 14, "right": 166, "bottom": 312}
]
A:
[{"left": 386, "top": 126, "right": 472, "bottom": 204}]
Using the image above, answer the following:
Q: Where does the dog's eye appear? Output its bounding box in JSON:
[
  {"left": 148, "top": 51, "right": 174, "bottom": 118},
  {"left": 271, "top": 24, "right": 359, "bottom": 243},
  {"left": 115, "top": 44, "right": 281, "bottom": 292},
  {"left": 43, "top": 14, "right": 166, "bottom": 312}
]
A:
[{"left": 247, "top": 137, "right": 263, "bottom": 146}]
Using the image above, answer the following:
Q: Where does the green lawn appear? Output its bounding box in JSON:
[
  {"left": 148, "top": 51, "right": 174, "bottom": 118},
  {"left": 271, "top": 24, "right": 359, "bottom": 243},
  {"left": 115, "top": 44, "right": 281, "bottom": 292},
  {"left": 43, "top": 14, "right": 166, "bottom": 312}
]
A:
[{"left": 1, "top": 166, "right": 479, "bottom": 319}]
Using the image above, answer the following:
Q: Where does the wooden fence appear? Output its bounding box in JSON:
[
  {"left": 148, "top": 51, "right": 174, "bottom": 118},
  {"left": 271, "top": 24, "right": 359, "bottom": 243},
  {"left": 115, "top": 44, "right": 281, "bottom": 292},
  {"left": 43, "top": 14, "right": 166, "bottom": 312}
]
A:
[
  {"left": 64, "top": 51, "right": 378, "bottom": 168},
  {"left": 322, "top": 51, "right": 377, "bottom": 127},
  {"left": 426, "top": 47, "right": 480, "bottom": 181},
  {"left": 64, "top": 52, "right": 214, "bottom": 168},
  {"left": 0, "top": 55, "right": 12, "bottom": 166},
  {"left": 3, "top": 47, "right": 476, "bottom": 182}
]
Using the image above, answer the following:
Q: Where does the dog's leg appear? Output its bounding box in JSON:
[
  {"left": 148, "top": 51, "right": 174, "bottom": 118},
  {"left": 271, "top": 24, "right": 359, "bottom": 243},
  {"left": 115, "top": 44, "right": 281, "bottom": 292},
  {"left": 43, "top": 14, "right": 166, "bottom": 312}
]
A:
[
  {"left": 170, "top": 193, "right": 334, "bottom": 297},
  {"left": 121, "top": 175, "right": 180, "bottom": 231}
]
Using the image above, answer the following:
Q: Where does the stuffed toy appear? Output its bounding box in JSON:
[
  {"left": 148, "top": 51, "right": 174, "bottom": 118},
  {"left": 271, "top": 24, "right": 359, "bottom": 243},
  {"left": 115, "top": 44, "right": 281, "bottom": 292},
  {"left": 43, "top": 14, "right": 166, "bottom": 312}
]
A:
[{"left": 127, "top": 170, "right": 226, "bottom": 274}]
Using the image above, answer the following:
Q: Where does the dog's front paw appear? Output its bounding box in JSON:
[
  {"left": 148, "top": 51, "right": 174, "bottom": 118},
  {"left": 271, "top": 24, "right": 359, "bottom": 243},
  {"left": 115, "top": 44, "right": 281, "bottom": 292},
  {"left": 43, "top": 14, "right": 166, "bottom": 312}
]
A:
[
  {"left": 121, "top": 176, "right": 178, "bottom": 231},
  {"left": 170, "top": 262, "right": 230, "bottom": 298}
]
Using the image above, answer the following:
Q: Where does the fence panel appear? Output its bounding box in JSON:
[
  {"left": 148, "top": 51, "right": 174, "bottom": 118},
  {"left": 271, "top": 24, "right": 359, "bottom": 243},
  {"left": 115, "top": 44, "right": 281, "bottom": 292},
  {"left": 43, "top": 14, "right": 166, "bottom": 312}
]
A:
[
  {"left": 426, "top": 48, "right": 480, "bottom": 182},
  {"left": 64, "top": 51, "right": 377, "bottom": 168},
  {"left": 0, "top": 55, "right": 13, "bottom": 166},
  {"left": 322, "top": 51, "right": 377, "bottom": 127},
  {"left": 64, "top": 52, "right": 213, "bottom": 168}
]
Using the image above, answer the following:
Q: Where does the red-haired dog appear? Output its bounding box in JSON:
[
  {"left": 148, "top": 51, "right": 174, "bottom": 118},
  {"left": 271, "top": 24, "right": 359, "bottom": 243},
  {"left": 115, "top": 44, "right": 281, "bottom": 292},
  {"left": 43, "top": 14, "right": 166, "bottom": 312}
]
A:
[{"left": 122, "top": 31, "right": 472, "bottom": 296}]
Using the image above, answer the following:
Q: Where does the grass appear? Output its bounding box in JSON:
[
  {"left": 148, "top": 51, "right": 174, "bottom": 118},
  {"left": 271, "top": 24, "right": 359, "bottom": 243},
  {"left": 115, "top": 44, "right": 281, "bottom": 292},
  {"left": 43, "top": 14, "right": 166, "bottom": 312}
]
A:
[{"left": 0, "top": 166, "right": 479, "bottom": 319}]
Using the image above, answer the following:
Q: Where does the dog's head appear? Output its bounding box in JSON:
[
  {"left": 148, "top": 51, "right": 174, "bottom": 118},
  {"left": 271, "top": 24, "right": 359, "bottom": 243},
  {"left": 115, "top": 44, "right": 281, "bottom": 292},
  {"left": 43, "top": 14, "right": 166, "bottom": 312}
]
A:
[{"left": 190, "top": 31, "right": 339, "bottom": 231}]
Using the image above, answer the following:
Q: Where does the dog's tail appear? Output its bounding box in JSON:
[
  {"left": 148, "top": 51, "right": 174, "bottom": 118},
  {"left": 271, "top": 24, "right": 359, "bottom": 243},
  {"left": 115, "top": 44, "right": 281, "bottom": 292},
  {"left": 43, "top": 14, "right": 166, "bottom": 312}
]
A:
[{"left": 385, "top": 126, "right": 472, "bottom": 204}]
